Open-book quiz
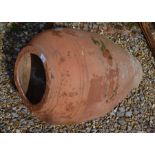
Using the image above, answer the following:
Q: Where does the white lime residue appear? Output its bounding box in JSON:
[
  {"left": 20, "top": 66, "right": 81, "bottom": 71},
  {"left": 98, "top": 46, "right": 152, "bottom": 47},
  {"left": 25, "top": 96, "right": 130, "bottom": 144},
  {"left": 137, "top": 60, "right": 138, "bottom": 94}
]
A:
[
  {"left": 120, "top": 62, "right": 128, "bottom": 80},
  {"left": 129, "top": 54, "right": 143, "bottom": 86},
  {"left": 40, "top": 53, "right": 46, "bottom": 63}
]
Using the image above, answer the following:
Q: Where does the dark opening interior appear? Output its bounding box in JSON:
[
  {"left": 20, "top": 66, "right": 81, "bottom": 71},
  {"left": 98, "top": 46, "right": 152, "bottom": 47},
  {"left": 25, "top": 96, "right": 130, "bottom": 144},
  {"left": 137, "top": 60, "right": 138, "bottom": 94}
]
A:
[
  {"left": 20, "top": 54, "right": 46, "bottom": 105},
  {"left": 26, "top": 54, "right": 46, "bottom": 104}
]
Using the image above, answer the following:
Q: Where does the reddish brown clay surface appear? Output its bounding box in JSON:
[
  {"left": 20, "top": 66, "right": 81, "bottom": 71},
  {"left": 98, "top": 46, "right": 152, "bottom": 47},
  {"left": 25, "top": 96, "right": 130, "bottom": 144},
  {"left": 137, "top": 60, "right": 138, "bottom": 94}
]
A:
[{"left": 14, "top": 28, "right": 143, "bottom": 124}]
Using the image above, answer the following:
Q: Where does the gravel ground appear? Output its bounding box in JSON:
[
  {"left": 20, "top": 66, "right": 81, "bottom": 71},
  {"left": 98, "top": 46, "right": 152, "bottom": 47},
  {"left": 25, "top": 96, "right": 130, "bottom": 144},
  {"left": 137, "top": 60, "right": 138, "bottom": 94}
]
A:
[{"left": 0, "top": 22, "right": 155, "bottom": 133}]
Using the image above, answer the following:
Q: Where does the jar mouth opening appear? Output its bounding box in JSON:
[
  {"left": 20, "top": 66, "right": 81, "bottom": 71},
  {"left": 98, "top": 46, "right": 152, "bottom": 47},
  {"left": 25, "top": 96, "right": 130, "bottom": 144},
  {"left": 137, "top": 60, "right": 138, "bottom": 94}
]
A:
[{"left": 17, "top": 52, "right": 46, "bottom": 105}]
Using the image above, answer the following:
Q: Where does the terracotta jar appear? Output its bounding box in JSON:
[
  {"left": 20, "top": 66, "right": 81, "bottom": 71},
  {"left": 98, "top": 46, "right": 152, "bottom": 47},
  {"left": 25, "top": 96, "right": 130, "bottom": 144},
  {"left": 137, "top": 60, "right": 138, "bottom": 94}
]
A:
[{"left": 14, "top": 28, "right": 143, "bottom": 124}]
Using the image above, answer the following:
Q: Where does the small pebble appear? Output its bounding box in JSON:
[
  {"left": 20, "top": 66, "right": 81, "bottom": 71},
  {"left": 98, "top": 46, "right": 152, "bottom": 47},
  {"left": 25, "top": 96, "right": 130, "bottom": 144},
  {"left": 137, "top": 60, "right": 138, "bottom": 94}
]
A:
[
  {"left": 118, "top": 118, "right": 126, "bottom": 125},
  {"left": 125, "top": 111, "right": 133, "bottom": 117}
]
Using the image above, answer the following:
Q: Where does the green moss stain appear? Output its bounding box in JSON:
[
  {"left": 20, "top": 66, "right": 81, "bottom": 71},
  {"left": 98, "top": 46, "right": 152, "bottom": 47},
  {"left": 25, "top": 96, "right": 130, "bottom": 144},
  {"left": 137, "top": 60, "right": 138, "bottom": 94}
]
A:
[
  {"left": 91, "top": 37, "right": 113, "bottom": 65},
  {"left": 92, "top": 37, "right": 100, "bottom": 45},
  {"left": 91, "top": 37, "right": 106, "bottom": 53},
  {"left": 100, "top": 39, "right": 106, "bottom": 52}
]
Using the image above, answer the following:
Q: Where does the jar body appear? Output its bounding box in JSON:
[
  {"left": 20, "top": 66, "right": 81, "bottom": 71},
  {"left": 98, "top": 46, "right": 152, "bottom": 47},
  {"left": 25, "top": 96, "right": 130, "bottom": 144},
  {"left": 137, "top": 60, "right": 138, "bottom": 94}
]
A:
[{"left": 14, "top": 28, "right": 143, "bottom": 124}]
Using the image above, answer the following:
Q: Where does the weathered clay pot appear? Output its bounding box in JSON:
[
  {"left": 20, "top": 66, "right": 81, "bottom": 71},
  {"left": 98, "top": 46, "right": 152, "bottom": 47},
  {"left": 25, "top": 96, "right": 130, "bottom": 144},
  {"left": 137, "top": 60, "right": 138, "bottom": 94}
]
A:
[{"left": 14, "top": 28, "right": 143, "bottom": 124}]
